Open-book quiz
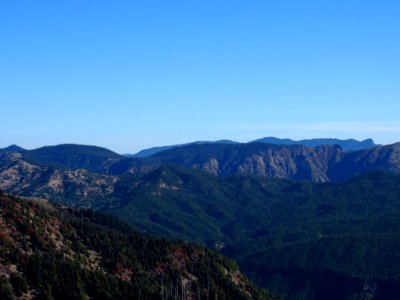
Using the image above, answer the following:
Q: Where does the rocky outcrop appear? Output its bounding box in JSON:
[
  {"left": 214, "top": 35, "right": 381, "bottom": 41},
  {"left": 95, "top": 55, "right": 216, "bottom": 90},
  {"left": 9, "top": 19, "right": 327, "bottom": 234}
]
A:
[
  {"left": 0, "top": 154, "right": 117, "bottom": 204},
  {"left": 147, "top": 143, "right": 346, "bottom": 182}
]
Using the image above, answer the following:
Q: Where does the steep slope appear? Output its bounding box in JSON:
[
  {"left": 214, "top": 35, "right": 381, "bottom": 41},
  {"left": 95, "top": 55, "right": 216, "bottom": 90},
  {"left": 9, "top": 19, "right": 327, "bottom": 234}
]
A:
[
  {"left": 0, "top": 191, "right": 273, "bottom": 300},
  {"left": 145, "top": 143, "right": 345, "bottom": 182},
  {"left": 144, "top": 142, "right": 400, "bottom": 182},
  {"left": 329, "top": 142, "right": 400, "bottom": 181},
  {"left": 251, "top": 137, "right": 378, "bottom": 152},
  {"left": 105, "top": 167, "right": 400, "bottom": 299}
]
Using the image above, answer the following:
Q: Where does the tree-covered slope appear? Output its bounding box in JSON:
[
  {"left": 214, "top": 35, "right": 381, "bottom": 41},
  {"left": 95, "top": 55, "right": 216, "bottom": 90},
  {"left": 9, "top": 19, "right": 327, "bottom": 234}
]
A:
[
  {"left": 0, "top": 145, "right": 26, "bottom": 153},
  {"left": 0, "top": 190, "right": 273, "bottom": 300},
  {"left": 130, "top": 140, "right": 238, "bottom": 158},
  {"left": 105, "top": 167, "right": 400, "bottom": 299},
  {"left": 127, "top": 137, "right": 375, "bottom": 158},
  {"left": 20, "top": 144, "right": 123, "bottom": 173}
]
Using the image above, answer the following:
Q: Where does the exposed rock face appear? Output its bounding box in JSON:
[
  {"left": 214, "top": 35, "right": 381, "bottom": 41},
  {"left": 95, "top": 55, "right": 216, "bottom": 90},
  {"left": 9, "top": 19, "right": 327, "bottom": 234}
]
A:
[
  {"left": 0, "top": 142, "right": 399, "bottom": 203},
  {"left": 147, "top": 143, "right": 347, "bottom": 182},
  {"left": 0, "top": 154, "right": 117, "bottom": 203},
  {"left": 146, "top": 142, "right": 400, "bottom": 182},
  {"left": 0, "top": 152, "right": 42, "bottom": 190},
  {"left": 221, "top": 145, "right": 344, "bottom": 182}
]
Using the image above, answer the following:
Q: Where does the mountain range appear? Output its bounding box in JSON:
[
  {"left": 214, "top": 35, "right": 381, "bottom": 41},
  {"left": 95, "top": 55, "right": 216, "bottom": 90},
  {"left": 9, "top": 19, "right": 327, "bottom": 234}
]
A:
[
  {"left": 1, "top": 138, "right": 400, "bottom": 299},
  {"left": 0, "top": 141, "right": 399, "bottom": 205},
  {"left": 1, "top": 140, "right": 397, "bottom": 185}
]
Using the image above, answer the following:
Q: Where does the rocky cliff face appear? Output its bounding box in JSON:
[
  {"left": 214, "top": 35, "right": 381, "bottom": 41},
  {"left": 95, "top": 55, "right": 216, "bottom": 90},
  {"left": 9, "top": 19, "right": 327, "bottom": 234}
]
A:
[
  {"left": 146, "top": 142, "right": 400, "bottom": 182},
  {"left": 219, "top": 144, "right": 344, "bottom": 182},
  {"left": 147, "top": 143, "right": 346, "bottom": 182}
]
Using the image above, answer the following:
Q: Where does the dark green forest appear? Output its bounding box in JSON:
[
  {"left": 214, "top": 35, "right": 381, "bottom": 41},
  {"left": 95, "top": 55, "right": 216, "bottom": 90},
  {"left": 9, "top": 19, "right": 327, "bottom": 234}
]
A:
[
  {"left": 105, "top": 167, "right": 400, "bottom": 299},
  {"left": 0, "top": 192, "right": 273, "bottom": 300}
]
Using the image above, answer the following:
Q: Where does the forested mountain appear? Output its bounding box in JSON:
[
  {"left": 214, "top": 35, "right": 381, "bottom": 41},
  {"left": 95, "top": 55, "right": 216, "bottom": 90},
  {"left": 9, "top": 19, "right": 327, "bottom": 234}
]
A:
[
  {"left": 127, "top": 137, "right": 376, "bottom": 157},
  {"left": 0, "top": 145, "right": 26, "bottom": 153},
  {"left": 251, "top": 137, "right": 378, "bottom": 152},
  {"left": 101, "top": 167, "right": 400, "bottom": 299},
  {"left": 14, "top": 144, "right": 123, "bottom": 173},
  {"left": 0, "top": 191, "right": 273, "bottom": 300},
  {"left": 130, "top": 140, "right": 238, "bottom": 158},
  {"left": 329, "top": 142, "right": 400, "bottom": 181}
]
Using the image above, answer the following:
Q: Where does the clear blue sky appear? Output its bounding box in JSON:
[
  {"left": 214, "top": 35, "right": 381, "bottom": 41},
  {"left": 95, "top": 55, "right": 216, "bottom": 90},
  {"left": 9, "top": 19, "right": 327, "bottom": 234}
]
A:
[{"left": 1, "top": 1, "right": 399, "bottom": 153}]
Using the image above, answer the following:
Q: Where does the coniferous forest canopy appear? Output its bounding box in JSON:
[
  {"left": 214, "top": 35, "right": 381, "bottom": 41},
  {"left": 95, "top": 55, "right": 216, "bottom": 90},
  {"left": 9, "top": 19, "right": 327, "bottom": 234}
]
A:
[{"left": 0, "top": 191, "right": 273, "bottom": 300}]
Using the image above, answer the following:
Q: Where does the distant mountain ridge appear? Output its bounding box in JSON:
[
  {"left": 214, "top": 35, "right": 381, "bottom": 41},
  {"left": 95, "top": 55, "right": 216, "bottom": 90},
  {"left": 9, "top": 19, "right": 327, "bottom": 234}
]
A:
[
  {"left": 127, "top": 137, "right": 378, "bottom": 157},
  {"left": 130, "top": 139, "right": 239, "bottom": 158},
  {"left": 252, "top": 137, "right": 378, "bottom": 151},
  {"left": 142, "top": 142, "right": 400, "bottom": 182}
]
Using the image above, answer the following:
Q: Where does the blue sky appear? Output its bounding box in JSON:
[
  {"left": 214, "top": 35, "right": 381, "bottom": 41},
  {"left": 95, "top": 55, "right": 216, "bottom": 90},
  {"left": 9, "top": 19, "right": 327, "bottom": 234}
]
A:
[{"left": 1, "top": 1, "right": 399, "bottom": 153}]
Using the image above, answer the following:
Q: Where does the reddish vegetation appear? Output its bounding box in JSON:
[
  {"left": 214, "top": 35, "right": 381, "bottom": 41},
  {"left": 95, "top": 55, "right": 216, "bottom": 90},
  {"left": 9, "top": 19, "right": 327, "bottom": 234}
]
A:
[{"left": 115, "top": 264, "right": 133, "bottom": 282}]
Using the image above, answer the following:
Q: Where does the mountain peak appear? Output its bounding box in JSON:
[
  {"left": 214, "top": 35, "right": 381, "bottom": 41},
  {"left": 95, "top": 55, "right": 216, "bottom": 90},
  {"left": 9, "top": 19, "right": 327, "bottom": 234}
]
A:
[{"left": 2, "top": 144, "right": 26, "bottom": 152}]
